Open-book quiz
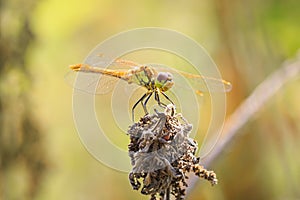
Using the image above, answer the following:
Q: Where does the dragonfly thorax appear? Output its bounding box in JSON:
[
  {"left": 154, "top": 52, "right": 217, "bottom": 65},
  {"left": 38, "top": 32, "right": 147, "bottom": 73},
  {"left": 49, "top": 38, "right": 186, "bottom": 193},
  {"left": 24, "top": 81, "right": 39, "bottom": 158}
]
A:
[{"left": 155, "top": 72, "right": 174, "bottom": 92}]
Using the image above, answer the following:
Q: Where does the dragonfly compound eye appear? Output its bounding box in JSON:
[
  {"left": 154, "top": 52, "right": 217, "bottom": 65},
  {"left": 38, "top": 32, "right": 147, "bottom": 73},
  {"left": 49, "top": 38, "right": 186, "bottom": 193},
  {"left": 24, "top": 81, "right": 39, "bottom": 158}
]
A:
[
  {"left": 157, "top": 72, "right": 172, "bottom": 82},
  {"left": 156, "top": 72, "right": 174, "bottom": 92}
]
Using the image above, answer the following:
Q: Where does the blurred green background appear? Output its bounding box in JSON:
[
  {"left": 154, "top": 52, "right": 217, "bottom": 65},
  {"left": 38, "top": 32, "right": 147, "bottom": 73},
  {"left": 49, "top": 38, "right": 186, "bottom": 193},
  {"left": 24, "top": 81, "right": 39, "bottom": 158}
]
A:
[{"left": 1, "top": 0, "right": 300, "bottom": 199}]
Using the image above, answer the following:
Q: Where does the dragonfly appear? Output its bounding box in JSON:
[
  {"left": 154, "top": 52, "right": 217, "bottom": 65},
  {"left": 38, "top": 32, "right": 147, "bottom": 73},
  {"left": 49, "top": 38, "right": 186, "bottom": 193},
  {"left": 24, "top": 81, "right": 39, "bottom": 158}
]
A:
[{"left": 69, "top": 59, "right": 232, "bottom": 121}]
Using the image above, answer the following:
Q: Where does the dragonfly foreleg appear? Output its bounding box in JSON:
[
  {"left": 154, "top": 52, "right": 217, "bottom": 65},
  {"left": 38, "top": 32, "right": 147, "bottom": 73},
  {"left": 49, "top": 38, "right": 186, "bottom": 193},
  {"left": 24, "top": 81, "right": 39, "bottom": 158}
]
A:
[{"left": 161, "top": 92, "right": 174, "bottom": 105}]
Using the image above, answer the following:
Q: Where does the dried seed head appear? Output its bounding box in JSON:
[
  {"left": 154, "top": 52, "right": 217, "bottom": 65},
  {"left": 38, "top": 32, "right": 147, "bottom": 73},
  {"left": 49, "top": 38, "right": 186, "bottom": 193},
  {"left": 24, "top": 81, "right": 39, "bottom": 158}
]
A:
[{"left": 128, "top": 105, "right": 218, "bottom": 200}]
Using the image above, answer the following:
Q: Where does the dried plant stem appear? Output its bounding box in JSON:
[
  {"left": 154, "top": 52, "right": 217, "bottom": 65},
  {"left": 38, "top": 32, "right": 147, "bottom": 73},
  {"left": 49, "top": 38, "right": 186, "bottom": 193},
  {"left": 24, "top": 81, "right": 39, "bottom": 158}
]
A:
[
  {"left": 186, "top": 54, "right": 300, "bottom": 196},
  {"left": 165, "top": 188, "right": 170, "bottom": 200}
]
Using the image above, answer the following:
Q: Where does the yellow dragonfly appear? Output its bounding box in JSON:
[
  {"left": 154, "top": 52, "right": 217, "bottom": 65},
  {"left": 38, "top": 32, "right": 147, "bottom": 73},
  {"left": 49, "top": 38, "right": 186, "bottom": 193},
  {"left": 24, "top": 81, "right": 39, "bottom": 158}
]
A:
[{"left": 69, "top": 59, "right": 232, "bottom": 121}]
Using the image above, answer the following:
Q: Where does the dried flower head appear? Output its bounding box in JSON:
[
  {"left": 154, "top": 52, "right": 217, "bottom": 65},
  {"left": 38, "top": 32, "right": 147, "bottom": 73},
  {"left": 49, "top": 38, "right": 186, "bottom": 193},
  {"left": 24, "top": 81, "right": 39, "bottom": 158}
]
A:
[{"left": 128, "top": 105, "right": 217, "bottom": 200}]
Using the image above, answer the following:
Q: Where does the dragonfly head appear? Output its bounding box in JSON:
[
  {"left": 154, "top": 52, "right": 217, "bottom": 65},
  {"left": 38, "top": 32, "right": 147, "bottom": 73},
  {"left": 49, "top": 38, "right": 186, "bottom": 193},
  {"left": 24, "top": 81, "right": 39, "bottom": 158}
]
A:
[{"left": 155, "top": 72, "right": 174, "bottom": 92}]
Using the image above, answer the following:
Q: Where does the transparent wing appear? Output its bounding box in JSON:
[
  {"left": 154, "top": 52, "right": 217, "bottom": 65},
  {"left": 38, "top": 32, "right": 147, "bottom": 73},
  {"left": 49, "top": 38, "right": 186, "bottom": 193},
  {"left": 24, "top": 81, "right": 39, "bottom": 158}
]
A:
[
  {"left": 151, "top": 65, "right": 232, "bottom": 94},
  {"left": 176, "top": 70, "right": 232, "bottom": 93}
]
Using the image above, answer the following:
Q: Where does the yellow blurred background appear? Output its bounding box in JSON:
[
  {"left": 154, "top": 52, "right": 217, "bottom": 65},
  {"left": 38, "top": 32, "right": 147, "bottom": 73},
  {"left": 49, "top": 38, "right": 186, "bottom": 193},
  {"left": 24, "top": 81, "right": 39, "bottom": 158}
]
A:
[{"left": 1, "top": 0, "right": 300, "bottom": 199}]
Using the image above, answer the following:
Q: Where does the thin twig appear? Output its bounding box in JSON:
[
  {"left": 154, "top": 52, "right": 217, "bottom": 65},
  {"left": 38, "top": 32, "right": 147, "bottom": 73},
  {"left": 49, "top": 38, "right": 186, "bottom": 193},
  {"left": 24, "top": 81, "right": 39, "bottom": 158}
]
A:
[
  {"left": 186, "top": 53, "right": 300, "bottom": 196},
  {"left": 165, "top": 188, "right": 170, "bottom": 200}
]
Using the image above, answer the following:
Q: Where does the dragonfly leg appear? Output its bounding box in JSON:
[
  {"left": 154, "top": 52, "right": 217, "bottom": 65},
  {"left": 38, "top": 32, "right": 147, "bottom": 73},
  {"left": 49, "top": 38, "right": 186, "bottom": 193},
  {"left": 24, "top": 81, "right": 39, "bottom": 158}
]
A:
[
  {"left": 143, "top": 92, "right": 153, "bottom": 114},
  {"left": 161, "top": 91, "right": 174, "bottom": 105},
  {"left": 132, "top": 92, "right": 150, "bottom": 121},
  {"left": 154, "top": 91, "right": 167, "bottom": 108}
]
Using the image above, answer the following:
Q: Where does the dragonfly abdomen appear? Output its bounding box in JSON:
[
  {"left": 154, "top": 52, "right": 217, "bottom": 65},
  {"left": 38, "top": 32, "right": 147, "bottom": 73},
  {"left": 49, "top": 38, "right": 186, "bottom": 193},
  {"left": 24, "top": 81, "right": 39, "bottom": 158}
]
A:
[{"left": 70, "top": 63, "right": 129, "bottom": 80}]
